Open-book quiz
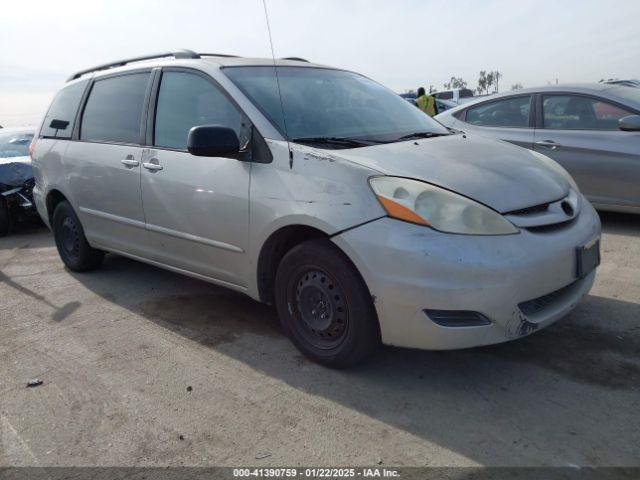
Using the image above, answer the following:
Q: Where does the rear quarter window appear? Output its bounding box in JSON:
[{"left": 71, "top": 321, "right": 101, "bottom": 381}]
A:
[{"left": 40, "top": 80, "right": 89, "bottom": 139}]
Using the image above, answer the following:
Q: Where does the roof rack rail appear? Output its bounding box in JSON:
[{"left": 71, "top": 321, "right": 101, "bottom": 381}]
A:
[
  {"left": 200, "top": 53, "right": 240, "bottom": 58},
  {"left": 66, "top": 49, "right": 201, "bottom": 82},
  {"left": 281, "top": 57, "right": 309, "bottom": 62}
]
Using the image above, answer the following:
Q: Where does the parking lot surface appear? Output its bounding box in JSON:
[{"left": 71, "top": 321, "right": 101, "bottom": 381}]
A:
[{"left": 1, "top": 213, "right": 638, "bottom": 467}]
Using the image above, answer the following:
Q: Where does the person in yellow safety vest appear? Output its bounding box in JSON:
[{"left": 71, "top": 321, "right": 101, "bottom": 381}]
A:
[{"left": 415, "top": 87, "right": 438, "bottom": 117}]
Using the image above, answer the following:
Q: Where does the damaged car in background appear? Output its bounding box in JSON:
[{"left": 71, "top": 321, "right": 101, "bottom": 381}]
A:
[
  {"left": 0, "top": 128, "right": 38, "bottom": 236},
  {"left": 31, "top": 51, "right": 601, "bottom": 367}
]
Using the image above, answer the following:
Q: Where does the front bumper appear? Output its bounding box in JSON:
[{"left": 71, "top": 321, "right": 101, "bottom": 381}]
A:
[{"left": 332, "top": 199, "right": 601, "bottom": 350}]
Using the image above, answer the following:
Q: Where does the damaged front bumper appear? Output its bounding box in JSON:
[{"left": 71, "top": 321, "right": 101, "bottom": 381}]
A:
[
  {"left": 1, "top": 160, "right": 38, "bottom": 231},
  {"left": 331, "top": 200, "right": 601, "bottom": 350}
]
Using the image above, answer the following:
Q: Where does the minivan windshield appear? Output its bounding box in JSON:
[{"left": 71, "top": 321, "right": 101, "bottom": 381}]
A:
[{"left": 224, "top": 66, "right": 449, "bottom": 147}]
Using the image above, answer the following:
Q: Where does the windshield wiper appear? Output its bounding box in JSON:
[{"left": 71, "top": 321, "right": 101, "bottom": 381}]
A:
[
  {"left": 291, "top": 136, "right": 374, "bottom": 148},
  {"left": 395, "top": 131, "right": 450, "bottom": 141}
]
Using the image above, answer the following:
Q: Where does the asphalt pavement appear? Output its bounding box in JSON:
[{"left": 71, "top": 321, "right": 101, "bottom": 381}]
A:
[{"left": 0, "top": 212, "right": 638, "bottom": 467}]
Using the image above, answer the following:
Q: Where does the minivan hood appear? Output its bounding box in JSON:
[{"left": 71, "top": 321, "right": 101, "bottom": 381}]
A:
[{"left": 335, "top": 134, "right": 570, "bottom": 213}]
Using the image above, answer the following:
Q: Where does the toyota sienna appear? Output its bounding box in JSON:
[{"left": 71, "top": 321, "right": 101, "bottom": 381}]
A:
[{"left": 30, "top": 50, "right": 601, "bottom": 367}]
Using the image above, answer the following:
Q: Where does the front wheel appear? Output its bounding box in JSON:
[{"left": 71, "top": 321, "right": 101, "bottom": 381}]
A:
[
  {"left": 52, "top": 201, "right": 104, "bottom": 272},
  {"left": 275, "top": 239, "right": 380, "bottom": 368}
]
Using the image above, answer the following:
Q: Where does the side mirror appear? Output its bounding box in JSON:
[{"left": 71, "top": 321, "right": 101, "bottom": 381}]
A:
[
  {"left": 619, "top": 115, "right": 640, "bottom": 132},
  {"left": 187, "top": 125, "right": 240, "bottom": 157}
]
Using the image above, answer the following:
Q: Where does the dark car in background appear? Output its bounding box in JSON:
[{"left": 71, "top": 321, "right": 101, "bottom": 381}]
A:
[
  {"left": 0, "top": 128, "right": 38, "bottom": 236},
  {"left": 436, "top": 84, "right": 640, "bottom": 213}
]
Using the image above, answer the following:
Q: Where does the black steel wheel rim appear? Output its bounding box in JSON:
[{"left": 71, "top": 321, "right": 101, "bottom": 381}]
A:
[
  {"left": 289, "top": 267, "right": 349, "bottom": 350},
  {"left": 60, "top": 216, "right": 80, "bottom": 258}
]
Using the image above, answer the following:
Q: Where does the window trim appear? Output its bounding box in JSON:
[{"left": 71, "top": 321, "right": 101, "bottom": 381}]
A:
[
  {"left": 535, "top": 91, "right": 638, "bottom": 131},
  {"left": 77, "top": 68, "right": 154, "bottom": 147},
  {"left": 458, "top": 94, "right": 535, "bottom": 129}
]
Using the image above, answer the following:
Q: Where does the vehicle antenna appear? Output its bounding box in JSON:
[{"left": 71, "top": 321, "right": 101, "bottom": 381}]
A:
[{"left": 262, "top": 0, "right": 293, "bottom": 168}]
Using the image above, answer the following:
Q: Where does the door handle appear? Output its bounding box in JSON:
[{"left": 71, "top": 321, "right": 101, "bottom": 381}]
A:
[
  {"left": 535, "top": 140, "right": 562, "bottom": 150},
  {"left": 121, "top": 154, "right": 139, "bottom": 167},
  {"left": 142, "top": 162, "right": 163, "bottom": 171}
]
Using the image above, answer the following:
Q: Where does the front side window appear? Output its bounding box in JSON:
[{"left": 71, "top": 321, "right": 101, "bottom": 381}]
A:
[
  {"left": 542, "top": 95, "right": 632, "bottom": 130},
  {"left": 465, "top": 96, "right": 531, "bottom": 127},
  {"left": 223, "top": 66, "right": 449, "bottom": 143},
  {"left": 437, "top": 91, "right": 454, "bottom": 100},
  {"left": 154, "top": 71, "right": 243, "bottom": 150},
  {"left": 41, "top": 80, "right": 89, "bottom": 139},
  {"left": 81, "top": 72, "right": 150, "bottom": 144},
  {"left": 459, "top": 89, "right": 474, "bottom": 99}
]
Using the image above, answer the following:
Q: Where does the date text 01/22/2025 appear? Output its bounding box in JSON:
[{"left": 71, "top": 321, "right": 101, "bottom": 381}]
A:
[{"left": 232, "top": 468, "right": 400, "bottom": 478}]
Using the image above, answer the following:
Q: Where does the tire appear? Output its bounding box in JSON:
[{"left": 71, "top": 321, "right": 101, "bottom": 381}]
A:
[
  {"left": 275, "top": 238, "right": 380, "bottom": 368},
  {"left": 0, "top": 197, "right": 9, "bottom": 237},
  {"left": 52, "top": 201, "right": 104, "bottom": 272}
]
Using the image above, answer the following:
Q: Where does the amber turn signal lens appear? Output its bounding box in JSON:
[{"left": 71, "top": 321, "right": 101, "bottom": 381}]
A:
[{"left": 376, "top": 195, "right": 430, "bottom": 226}]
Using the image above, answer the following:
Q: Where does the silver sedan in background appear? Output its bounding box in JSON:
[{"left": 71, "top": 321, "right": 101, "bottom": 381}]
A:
[{"left": 436, "top": 84, "right": 640, "bottom": 213}]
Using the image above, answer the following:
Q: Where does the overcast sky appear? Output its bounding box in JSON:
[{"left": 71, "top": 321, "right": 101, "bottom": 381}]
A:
[{"left": 1, "top": 0, "right": 638, "bottom": 126}]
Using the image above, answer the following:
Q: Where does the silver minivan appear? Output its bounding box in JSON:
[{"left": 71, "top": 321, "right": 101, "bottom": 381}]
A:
[{"left": 31, "top": 50, "right": 601, "bottom": 367}]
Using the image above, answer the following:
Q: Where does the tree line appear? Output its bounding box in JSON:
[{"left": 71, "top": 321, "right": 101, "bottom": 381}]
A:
[{"left": 420, "top": 71, "right": 524, "bottom": 95}]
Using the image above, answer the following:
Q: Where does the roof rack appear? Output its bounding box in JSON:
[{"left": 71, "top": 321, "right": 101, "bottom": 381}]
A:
[
  {"left": 66, "top": 49, "right": 206, "bottom": 81},
  {"left": 200, "top": 53, "right": 240, "bottom": 58},
  {"left": 66, "top": 50, "right": 310, "bottom": 82}
]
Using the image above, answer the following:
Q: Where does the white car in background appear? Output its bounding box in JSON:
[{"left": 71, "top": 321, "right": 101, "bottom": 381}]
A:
[{"left": 434, "top": 88, "right": 475, "bottom": 104}]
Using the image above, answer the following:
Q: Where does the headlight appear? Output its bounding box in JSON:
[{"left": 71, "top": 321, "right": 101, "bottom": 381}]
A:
[
  {"left": 529, "top": 150, "right": 579, "bottom": 192},
  {"left": 369, "top": 176, "right": 518, "bottom": 235}
]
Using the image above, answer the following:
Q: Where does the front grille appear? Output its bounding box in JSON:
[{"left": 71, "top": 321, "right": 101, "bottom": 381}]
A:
[
  {"left": 507, "top": 201, "right": 552, "bottom": 216},
  {"left": 525, "top": 218, "right": 576, "bottom": 233},
  {"left": 518, "top": 280, "right": 579, "bottom": 316}
]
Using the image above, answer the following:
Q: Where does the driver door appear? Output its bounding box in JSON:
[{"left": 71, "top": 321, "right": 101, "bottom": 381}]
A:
[{"left": 140, "top": 68, "right": 252, "bottom": 288}]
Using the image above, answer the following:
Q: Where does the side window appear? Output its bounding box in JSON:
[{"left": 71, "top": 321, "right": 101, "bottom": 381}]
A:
[
  {"left": 437, "top": 91, "right": 453, "bottom": 100},
  {"left": 542, "top": 95, "right": 632, "bottom": 130},
  {"left": 465, "top": 96, "right": 531, "bottom": 127},
  {"left": 80, "top": 72, "right": 150, "bottom": 144},
  {"left": 154, "top": 71, "right": 243, "bottom": 150},
  {"left": 41, "top": 80, "right": 89, "bottom": 139}
]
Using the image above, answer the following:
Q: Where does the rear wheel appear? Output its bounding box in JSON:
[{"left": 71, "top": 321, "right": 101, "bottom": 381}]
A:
[
  {"left": 52, "top": 201, "right": 104, "bottom": 271},
  {"left": 0, "top": 197, "right": 9, "bottom": 237},
  {"left": 275, "top": 238, "right": 380, "bottom": 368}
]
